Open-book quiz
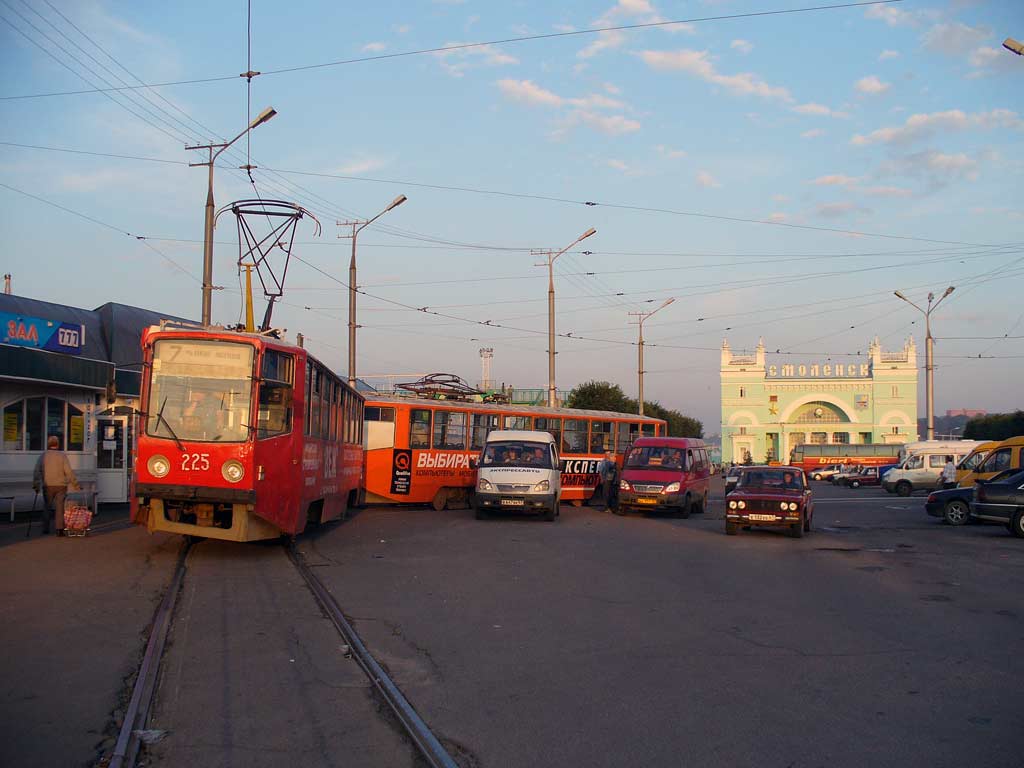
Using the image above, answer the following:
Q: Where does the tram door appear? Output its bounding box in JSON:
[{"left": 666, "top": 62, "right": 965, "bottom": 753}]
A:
[{"left": 97, "top": 417, "right": 128, "bottom": 502}]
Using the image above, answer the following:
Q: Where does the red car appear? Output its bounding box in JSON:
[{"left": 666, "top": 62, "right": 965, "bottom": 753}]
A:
[
  {"left": 842, "top": 466, "right": 882, "bottom": 488},
  {"left": 725, "top": 466, "right": 814, "bottom": 538}
]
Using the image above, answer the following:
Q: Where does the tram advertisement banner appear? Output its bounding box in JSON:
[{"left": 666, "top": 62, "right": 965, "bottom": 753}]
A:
[
  {"left": 1, "top": 312, "right": 85, "bottom": 354},
  {"left": 391, "top": 449, "right": 412, "bottom": 495},
  {"left": 560, "top": 457, "right": 600, "bottom": 488}
]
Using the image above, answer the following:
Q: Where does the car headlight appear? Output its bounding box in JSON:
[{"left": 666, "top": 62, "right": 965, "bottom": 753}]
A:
[
  {"left": 533, "top": 480, "right": 550, "bottom": 492},
  {"left": 737, "top": 500, "right": 746, "bottom": 510},
  {"left": 728, "top": 500, "right": 737, "bottom": 510},
  {"left": 780, "top": 501, "right": 789, "bottom": 511},
  {"left": 221, "top": 460, "right": 245, "bottom": 483},
  {"left": 788, "top": 502, "right": 799, "bottom": 511},
  {"left": 619, "top": 479, "right": 631, "bottom": 491},
  {"left": 147, "top": 454, "right": 170, "bottom": 478},
  {"left": 663, "top": 482, "right": 680, "bottom": 494},
  {"left": 478, "top": 478, "right": 493, "bottom": 491}
]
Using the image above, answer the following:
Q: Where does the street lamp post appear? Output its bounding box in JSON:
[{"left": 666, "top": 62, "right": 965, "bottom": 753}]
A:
[
  {"left": 187, "top": 106, "right": 278, "bottom": 326},
  {"left": 894, "top": 286, "right": 955, "bottom": 440},
  {"left": 534, "top": 228, "right": 597, "bottom": 408},
  {"left": 629, "top": 298, "right": 675, "bottom": 416},
  {"left": 338, "top": 195, "right": 408, "bottom": 387},
  {"left": 1003, "top": 37, "right": 1023, "bottom": 56}
]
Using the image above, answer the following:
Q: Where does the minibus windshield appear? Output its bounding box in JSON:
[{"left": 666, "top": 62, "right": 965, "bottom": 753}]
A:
[
  {"left": 482, "top": 441, "right": 553, "bottom": 469},
  {"left": 626, "top": 445, "right": 684, "bottom": 470}
]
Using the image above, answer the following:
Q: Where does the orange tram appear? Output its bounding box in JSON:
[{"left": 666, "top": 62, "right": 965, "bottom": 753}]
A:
[
  {"left": 362, "top": 395, "right": 666, "bottom": 510},
  {"left": 132, "top": 324, "right": 364, "bottom": 542}
]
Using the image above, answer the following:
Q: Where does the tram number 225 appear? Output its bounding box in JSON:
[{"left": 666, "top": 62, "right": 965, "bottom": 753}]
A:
[{"left": 181, "top": 453, "right": 211, "bottom": 471}]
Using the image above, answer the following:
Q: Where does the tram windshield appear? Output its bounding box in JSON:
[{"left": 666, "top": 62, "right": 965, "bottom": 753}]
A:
[
  {"left": 147, "top": 339, "right": 254, "bottom": 443},
  {"left": 481, "top": 441, "right": 555, "bottom": 469}
]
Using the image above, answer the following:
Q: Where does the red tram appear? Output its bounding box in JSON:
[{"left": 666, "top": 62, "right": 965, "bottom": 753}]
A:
[{"left": 131, "top": 324, "right": 364, "bottom": 541}]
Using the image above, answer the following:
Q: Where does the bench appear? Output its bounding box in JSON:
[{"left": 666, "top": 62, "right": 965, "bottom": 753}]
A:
[{"left": 0, "top": 471, "right": 99, "bottom": 522}]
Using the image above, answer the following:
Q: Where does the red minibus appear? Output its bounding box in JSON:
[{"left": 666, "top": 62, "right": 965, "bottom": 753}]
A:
[
  {"left": 617, "top": 437, "right": 711, "bottom": 517},
  {"left": 363, "top": 395, "right": 666, "bottom": 509}
]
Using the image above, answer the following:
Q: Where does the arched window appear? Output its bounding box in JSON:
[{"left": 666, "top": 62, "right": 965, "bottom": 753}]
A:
[{"left": 1, "top": 397, "right": 85, "bottom": 452}]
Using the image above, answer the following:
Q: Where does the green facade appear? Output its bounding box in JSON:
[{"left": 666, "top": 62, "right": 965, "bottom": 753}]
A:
[{"left": 720, "top": 337, "right": 919, "bottom": 465}]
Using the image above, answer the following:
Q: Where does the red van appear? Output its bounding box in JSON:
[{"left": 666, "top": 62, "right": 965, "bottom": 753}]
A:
[{"left": 617, "top": 437, "right": 711, "bottom": 517}]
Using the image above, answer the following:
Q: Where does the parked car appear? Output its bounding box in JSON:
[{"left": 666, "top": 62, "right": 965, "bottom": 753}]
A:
[
  {"left": 831, "top": 465, "right": 863, "bottom": 485},
  {"left": 808, "top": 463, "right": 845, "bottom": 482},
  {"left": 843, "top": 466, "right": 881, "bottom": 488},
  {"left": 925, "top": 486, "right": 975, "bottom": 526},
  {"left": 972, "top": 469, "right": 1024, "bottom": 538},
  {"left": 724, "top": 465, "right": 744, "bottom": 494},
  {"left": 725, "top": 466, "right": 813, "bottom": 538}
]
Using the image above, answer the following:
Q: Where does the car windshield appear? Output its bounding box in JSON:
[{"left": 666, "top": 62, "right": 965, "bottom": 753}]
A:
[
  {"left": 737, "top": 468, "right": 804, "bottom": 490},
  {"left": 147, "top": 339, "right": 254, "bottom": 443},
  {"left": 626, "top": 445, "right": 685, "bottom": 469},
  {"left": 482, "top": 441, "right": 553, "bottom": 469}
]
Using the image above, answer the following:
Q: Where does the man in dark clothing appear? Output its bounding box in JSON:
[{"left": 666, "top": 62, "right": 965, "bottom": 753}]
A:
[
  {"left": 32, "top": 435, "right": 80, "bottom": 536},
  {"left": 596, "top": 451, "right": 618, "bottom": 512}
]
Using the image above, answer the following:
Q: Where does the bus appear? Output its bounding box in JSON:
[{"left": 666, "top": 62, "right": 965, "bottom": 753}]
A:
[
  {"left": 789, "top": 443, "right": 902, "bottom": 472},
  {"left": 363, "top": 395, "right": 667, "bottom": 509},
  {"left": 132, "top": 324, "right": 364, "bottom": 541}
]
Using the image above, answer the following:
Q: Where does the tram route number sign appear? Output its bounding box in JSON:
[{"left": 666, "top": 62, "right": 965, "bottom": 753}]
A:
[{"left": 391, "top": 449, "right": 412, "bottom": 495}]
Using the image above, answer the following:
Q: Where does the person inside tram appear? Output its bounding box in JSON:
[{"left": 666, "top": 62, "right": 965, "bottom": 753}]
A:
[{"left": 183, "top": 390, "right": 223, "bottom": 435}]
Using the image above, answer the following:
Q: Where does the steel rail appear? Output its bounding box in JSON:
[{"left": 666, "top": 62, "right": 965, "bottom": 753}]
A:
[
  {"left": 108, "top": 538, "right": 193, "bottom": 768},
  {"left": 286, "top": 543, "right": 458, "bottom": 768}
]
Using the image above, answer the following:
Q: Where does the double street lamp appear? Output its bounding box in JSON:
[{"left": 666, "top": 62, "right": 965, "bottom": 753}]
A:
[
  {"left": 894, "top": 286, "right": 955, "bottom": 440},
  {"left": 535, "top": 228, "right": 597, "bottom": 407},
  {"left": 187, "top": 106, "right": 278, "bottom": 326},
  {"left": 630, "top": 298, "right": 675, "bottom": 416},
  {"left": 338, "top": 195, "right": 408, "bottom": 387}
]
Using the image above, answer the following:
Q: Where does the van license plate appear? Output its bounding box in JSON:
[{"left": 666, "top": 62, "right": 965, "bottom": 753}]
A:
[
  {"left": 500, "top": 499, "right": 525, "bottom": 506},
  {"left": 636, "top": 498, "right": 658, "bottom": 505},
  {"left": 748, "top": 514, "right": 776, "bottom": 521}
]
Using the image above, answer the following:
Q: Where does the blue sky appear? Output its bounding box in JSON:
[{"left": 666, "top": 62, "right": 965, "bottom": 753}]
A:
[{"left": 2, "top": 0, "right": 1022, "bottom": 430}]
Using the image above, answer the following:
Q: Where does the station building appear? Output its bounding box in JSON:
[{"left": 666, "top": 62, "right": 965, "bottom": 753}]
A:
[
  {"left": 0, "top": 293, "right": 189, "bottom": 508},
  {"left": 720, "top": 337, "right": 919, "bottom": 465}
]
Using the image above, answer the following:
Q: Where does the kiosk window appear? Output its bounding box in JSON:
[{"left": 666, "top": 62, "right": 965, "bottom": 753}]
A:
[
  {"left": 2, "top": 401, "right": 24, "bottom": 451},
  {"left": 410, "top": 409, "right": 432, "bottom": 449}
]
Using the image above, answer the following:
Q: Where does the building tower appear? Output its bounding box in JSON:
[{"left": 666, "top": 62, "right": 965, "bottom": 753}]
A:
[{"left": 479, "top": 347, "right": 494, "bottom": 391}]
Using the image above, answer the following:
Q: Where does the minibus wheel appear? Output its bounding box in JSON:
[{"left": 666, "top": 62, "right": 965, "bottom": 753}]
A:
[
  {"left": 678, "top": 495, "right": 691, "bottom": 519},
  {"left": 896, "top": 481, "right": 913, "bottom": 497}
]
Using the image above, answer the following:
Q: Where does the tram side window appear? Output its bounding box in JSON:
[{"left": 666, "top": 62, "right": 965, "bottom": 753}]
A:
[
  {"left": 470, "top": 414, "right": 499, "bottom": 450},
  {"left": 590, "top": 421, "right": 614, "bottom": 453},
  {"left": 534, "top": 418, "right": 561, "bottom": 448},
  {"left": 433, "top": 411, "right": 467, "bottom": 450},
  {"left": 504, "top": 416, "right": 532, "bottom": 430},
  {"left": 562, "top": 419, "right": 588, "bottom": 454},
  {"left": 365, "top": 406, "right": 396, "bottom": 422},
  {"left": 304, "top": 362, "right": 313, "bottom": 437},
  {"left": 410, "top": 409, "right": 432, "bottom": 449},
  {"left": 641, "top": 423, "right": 657, "bottom": 437},
  {"left": 258, "top": 351, "right": 294, "bottom": 439}
]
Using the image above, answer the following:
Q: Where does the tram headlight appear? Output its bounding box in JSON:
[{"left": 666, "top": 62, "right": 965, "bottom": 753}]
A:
[
  {"left": 147, "top": 454, "right": 170, "bottom": 478},
  {"left": 221, "top": 460, "right": 245, "bottom": 483}
]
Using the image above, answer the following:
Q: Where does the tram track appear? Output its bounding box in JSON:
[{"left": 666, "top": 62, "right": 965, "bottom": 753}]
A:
[{"left": 102, "top": 534, "right": 458, "bottom": 768}]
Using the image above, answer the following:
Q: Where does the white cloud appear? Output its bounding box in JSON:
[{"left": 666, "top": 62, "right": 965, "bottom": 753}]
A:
[
  {"left": 767, "top": 212, "right": 787, "bottom": 222},
  {"left": 394, "top": 24, "right": 412, "bottom": 34},
  {"left": 361, "top": 42, "right": 386, "bottom": 53},
  {"left": 800, "top": 129, "right": 825, "bottom": 139},
  {"left": 852, "top": 109, "right": 1024, "bottom": 146},
  {"left": 574, "top": 111, "right": 641, "bottom": 135},
  {"left": 553, "top": 23, "right": 577, "bottom": 33},
  {"left": 434, "top": 42, "right": 517, "bottom": 76},
  {"left": 968, "top": 46, "right": 1021, "bottom": 76},
  {"left": 811, "top": 174, "right": 858, "bottom": 187},
  {"left": 607, "top": 159, "right": 630, "bottom": 172},
  {"left": 792, "top": 103, "right": 849, "bottom": 119},
  {"left": 882, "top": 149, "right": 987, "bottom": 189},
  {"left": 577, "top": 1, "right": 692, "bottom": 61},
  {"left": 863, "top": 185, "right": 913, "bottom": 198},
  {"left": 864, "top": 5, "right": 920, "bottom": 28},
  {"left": 496, "top": 79, "right": 624, "bottom": 110},
  {"left": 696, "top": 170, "right": 721, "bottom": 188},
  {"left": 334, "top": 156, "right": 390, "bottom": 175},
  {"left": 771, "top": 194, "right": 789, "bottom": 203},
  {"left": 604, "top": 82, "right": 622, "bottom": 95},
  {"left": 730, "top": 39, "right": 753, "bottom": 55},
  {"left": 923, "top": 22, "right": 989, "bottom": 56},
  {"left": 816, "top": 202, "right": 868, "bottom": 218},
  {"left": 855, "top": 75, "right": 891, "bottom": 95},
  {"left": 579, "top": 29, "right": 627, "bottom": 59},
  {"left": 878, "top": 49, "right": 900, "bottom": 61},
  {"left": 640, "top": 49, "right": 793, "bottom": 102},
  {"left": 655, "top": 144, "right": 686, "bottom": 159}
]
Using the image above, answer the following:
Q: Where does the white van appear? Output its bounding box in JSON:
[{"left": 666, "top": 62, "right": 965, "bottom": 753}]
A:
[
  {"left": 883, "top": 440, "right": 981, "bottom": 496},
  {"left": 472, "top": 430, "right": 561, "bottom": 521}
]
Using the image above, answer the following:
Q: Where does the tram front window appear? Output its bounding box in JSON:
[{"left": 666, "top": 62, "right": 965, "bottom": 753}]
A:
[{"left": 147, "top": 340, "right": 254, "bottom": 443}]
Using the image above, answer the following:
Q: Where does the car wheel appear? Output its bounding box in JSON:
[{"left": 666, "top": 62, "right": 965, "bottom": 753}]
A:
[
  {"left": 791, "top": 513, "right": 805, "bottom": 538},
  {"left": 850, "top": 480, "right": 860, "bottom": 488},
  {"left": 1011, "top": 510, "right": 1024, "bottom": 539},
  {"left": 812, "top": 473, "right": 822, "bottom": 481},
  {"left": 896, "top": 481, "right": 912, "bottom": 497},
  {"left": 804, "top": 511, "right": 812, "bottom": 533},
  {"left": 943, "top": 499, "right": 970, "bottom": 526},
  {"left": 679, "top": 495, "right": 691, "bottom": 519},
  {"left": 725, "top": 522, "right": 738, "bottom": 535}
]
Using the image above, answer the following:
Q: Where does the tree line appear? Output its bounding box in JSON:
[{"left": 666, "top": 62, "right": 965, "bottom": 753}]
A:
[
  {"left": 565, "top": 381, "right": 703, "bottom": 438},
  {"left": 963, "top": 411, "right": 1024, "bottom": 441}
]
